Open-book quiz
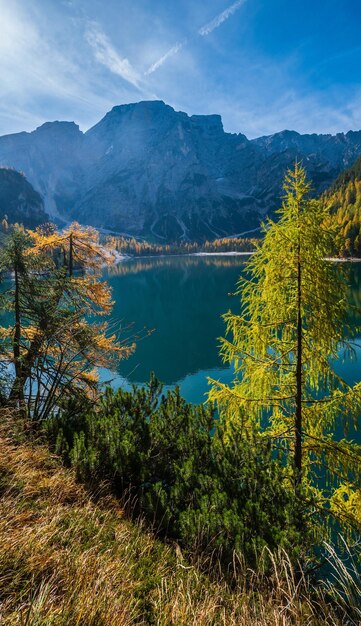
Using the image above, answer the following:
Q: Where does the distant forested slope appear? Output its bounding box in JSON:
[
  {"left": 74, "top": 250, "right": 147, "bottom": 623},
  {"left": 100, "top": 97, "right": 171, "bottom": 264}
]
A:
[
  {"left": 323, "top": 155, "right": 361, "bottom": 257},
  {"left": 0, "top": 167, "right": 48, "bottom": 228}
]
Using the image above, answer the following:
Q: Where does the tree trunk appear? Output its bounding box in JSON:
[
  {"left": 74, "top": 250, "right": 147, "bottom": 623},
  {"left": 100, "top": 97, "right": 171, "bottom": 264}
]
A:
[
  {"left": 69, "top": 232, "right": 73, "bottom": 277},
  {"left": 295, "top": 250, "right": 302, "bottom": 492},
  {"left": 9, "top": 264, "right": 25, "bottom": 408}
]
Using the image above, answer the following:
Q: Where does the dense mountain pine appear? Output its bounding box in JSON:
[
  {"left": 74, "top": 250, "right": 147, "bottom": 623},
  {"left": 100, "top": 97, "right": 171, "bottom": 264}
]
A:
[
  {"left": 48, "top": 378, "right": 306, "bottom": 570},
  {"left": 1, "top": 101, "right": 361, "bottom": 240},
  {"left": 0, "top": 168, "right": 48, "bottom": 228}
]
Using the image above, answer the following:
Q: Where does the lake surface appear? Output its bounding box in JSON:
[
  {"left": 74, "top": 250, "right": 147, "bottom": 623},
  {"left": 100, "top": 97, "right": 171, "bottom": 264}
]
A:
[{"left": 102, "top": 256, "right": 361, "bottom": 404}]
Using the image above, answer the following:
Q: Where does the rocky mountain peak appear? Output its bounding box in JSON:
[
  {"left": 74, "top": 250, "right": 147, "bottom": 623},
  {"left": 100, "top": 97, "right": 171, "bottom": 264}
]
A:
[
  {"left": 88, "top": 100, "right": 179, "bottom": 133},
  {"left": 33, "top": 121, "right": 82, "bottom": 136}
]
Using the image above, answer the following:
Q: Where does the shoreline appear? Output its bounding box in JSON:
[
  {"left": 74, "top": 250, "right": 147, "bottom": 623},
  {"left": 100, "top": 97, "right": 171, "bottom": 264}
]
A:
[
  {"left": 326, "top": 256, "right": 361, "bottom": 263},
  {"left": 111, "top": 251, "right": 254, "bottom": 263},
  {"left": 113, "top": 250, "right": 361, "bottom": 264},
  {"left": 192, "top": 251, "right": 253, "bottom": 257}
]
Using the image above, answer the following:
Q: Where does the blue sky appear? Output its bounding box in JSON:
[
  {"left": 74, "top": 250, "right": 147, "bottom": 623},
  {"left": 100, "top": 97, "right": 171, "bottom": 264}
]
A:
[{"left": 0, "top": 0, "right": 360, "bottom": 138}]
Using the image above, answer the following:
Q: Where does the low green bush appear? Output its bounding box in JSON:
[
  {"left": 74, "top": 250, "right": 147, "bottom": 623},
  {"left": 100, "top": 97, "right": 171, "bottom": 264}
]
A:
[{"left": 47, "top": 376, "right": 307, "bottom": 571}]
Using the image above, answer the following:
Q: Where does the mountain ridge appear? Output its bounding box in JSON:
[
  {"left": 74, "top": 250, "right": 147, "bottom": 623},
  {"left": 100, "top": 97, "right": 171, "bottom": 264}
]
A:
[{"left": 1, "top": 100, "right": 361, "bottom": 240}]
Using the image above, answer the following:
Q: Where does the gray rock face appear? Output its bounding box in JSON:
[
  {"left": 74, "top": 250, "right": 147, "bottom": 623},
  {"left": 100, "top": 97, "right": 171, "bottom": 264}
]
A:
[{"left": 0, "top": 101, "right": 361, "bottom": 240}]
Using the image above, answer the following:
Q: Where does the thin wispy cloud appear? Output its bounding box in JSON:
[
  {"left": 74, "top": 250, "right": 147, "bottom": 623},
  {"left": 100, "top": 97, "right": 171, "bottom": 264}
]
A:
[
  {"left": 145, "top": 41, "right": 186, "bottom": 76},
  {"left": 0, "top": 0, "right": 359, "bottom": 139},
  {"left": 145, "top": 0, "right": 247, "bottom": 76},
  {"left": 198, "top": 0, "right": 247, "bottom": 36},
  {"left": 0, "top": 2, "right": 119, "bottom": 133},
  {"left": 85, "top": 22, "right": 141, "bottom": 88}
]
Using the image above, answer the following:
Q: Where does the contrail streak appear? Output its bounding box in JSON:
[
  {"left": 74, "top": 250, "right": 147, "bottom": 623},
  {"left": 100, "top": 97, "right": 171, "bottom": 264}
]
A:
[
  {"left": 145, "top": 41, "right": 186, "bottom": 75},
  {"left": 199, "top": 0, "right": 247, "bottom": 36}
]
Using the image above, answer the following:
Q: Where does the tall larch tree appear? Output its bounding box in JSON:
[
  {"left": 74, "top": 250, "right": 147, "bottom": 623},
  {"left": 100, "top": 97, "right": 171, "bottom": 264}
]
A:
[{"left": 209, "top": 163, "right": 361, "bottom": 534}]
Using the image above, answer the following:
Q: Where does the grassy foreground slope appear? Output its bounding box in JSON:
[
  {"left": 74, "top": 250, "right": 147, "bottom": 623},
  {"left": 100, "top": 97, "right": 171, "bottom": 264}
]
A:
[{"left": 0, "top": 412, "right": 353, "bottom": 626}]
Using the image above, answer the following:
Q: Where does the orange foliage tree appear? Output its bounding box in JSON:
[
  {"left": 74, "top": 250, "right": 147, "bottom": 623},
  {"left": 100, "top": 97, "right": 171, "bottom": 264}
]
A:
[{"left": 0, "top": 223, "right": 134, "bottom": 421}]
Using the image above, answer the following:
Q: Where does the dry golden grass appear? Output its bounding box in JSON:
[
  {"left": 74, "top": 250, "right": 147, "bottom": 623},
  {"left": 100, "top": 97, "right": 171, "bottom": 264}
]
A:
[{"left": 0, "top": 410, "right": 350, "bottom": 625}]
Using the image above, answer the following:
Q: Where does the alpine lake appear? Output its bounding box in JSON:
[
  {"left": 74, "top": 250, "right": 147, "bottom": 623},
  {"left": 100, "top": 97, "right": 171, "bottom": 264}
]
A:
[{"left": 101, "top": 255, "right": 361, "bottom": 406}]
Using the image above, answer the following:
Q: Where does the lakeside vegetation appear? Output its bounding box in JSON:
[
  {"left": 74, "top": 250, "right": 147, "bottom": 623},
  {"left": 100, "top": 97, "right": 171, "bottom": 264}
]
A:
[
  {"left": 0, "top": 164, "right": 360, "bottom": 624},
  {"left": 105, "top": 235, "right": 258, "bottom": 256}
]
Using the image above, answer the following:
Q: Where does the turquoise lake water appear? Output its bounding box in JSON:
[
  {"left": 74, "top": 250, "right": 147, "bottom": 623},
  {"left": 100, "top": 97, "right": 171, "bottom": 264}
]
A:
[{"left": 102, "top": 256, "right": 361, "bottom": 405}]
